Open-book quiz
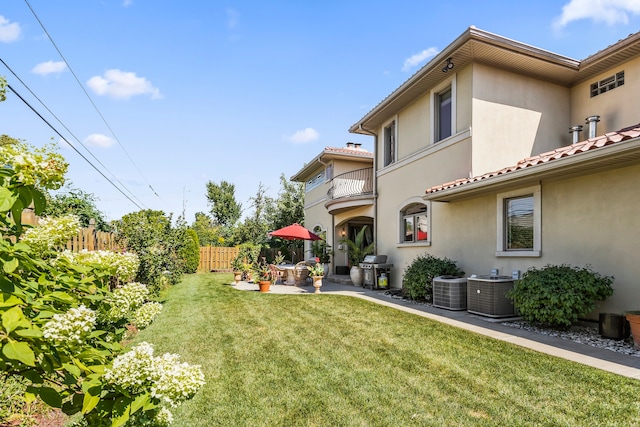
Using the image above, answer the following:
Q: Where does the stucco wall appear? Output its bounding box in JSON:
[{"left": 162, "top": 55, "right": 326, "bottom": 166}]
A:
[
  {"left": 424, "top": 163, "right": 640, "bottom": 319},
  {"left": 471, "top": 63, "right": 571, "bottom": 176},
  {"left": 570, "top": 55, "right": 640, "bottom": 135}
]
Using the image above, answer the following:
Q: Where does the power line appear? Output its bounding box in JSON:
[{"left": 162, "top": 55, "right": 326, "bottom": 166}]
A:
[
  {"left": 7, "top": 84, "right": 144, "bottom": 211},
  {"left": 0, "top": 57, "right": 146, "bottom": 208},
  {"left": 23, "top": 0, "right": 164, "bottom": 202}
]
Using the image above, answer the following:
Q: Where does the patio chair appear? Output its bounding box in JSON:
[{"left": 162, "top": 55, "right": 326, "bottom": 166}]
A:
[
  {"left": 269, "top": 264, "right": 283, "bottom": 285},
  {"left": 293, "top": 261, "right": 312, "bottom": 286}
]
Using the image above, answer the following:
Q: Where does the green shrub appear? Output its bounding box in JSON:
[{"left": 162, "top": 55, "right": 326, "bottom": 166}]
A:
[
  {"left": 181, "top": 228, "right": 200, "bottom": 273},
  {"left": 506, "top": 264, "right": 614, "bottom": 328},
  {"left": 402, "top": 254, "right": 464, "bottom": 301}
]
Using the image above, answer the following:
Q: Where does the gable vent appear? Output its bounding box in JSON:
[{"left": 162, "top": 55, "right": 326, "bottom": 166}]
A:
[{"left": 590, "top": 71, "right": 624, "bottom": 97}]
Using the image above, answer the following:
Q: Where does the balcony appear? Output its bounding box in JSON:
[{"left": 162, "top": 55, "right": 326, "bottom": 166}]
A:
[{"left": 325, "top": 167, "right": 374, "bottom": 214}]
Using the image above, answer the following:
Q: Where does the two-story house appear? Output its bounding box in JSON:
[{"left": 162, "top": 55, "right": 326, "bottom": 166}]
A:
[
  {"left": 342, "top": 26, "right": 640, "bottom": 317},
  {"left": 291, "top": 143, "right": 374, "bottom": 274}
]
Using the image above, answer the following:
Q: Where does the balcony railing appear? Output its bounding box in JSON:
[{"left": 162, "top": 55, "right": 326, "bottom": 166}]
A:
[{"left": 327, "top": 167, "right": 373, "bottom": 200}]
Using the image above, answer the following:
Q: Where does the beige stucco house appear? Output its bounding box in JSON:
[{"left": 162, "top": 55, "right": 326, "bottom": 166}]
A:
[
  {"left": 290, "top": 143, "right": 374, "bottom": 274},
  {"left": 295, "top": 26, "right": 640, "bottom": 317}
]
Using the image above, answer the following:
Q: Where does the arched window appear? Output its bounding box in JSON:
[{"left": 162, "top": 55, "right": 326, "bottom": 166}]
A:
[{"left": 401, "top": 203, "right": 429, "bottom": 243}]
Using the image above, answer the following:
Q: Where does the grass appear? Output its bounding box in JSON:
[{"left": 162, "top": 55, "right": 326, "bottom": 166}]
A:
[{"left": 133, "top": 273, "right": 640, "bottom": 426}]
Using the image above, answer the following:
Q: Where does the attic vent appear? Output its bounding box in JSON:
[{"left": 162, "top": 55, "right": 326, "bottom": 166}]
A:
[{"left": 590, "top": 71, "right": 624, "bottom": 97}]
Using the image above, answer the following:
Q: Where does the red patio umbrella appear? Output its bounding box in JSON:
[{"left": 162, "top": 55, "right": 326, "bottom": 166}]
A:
[
  {"left": 269, "top": 223, "right": 322, "bottom": 241},
  {"left": 269, "top": 223, "right": 322, "bottom": 263}
]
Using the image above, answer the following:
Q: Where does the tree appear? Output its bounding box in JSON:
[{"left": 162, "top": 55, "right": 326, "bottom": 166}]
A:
[
  {"left": 206, "top": 180, "right": 241, "bottom": 227},
  {"left": 43, "top": 184, "right": 111, "bottom": 231},
  {"left": 112, "top": 210, "right": 186, "bottom": 293},
  {"left": 190, "top": 211, "right": 221, "bottom": 246},
  {"left": 266, "top": 173, "right": 305, "bottom": 231},
  {"left": 233, "top": 182, "right": 271, "bottom": 247}
]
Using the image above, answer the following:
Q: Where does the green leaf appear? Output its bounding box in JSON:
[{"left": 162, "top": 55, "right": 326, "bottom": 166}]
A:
[
  {"left": 10, "top": 197, "right": 25, "bottom": 232},
  {"left": 30, "top": 187, "right": 47, "bottom": 215},
  {"left": 82, "top": 391, "right": 101, "bottom": 415},
  {"left": 2, "top": 306, "right": 24, "bottom": 333},
  {"left": 0, "top": 187, "right": 18, "bottom": 212},
  {"left": 0, "top": 293, "right": 23, "bottom": 307},
  {"left": 111, "top": 396, "right": 132, "bottom": 427},
  {"left": 22, "top": 369, "right": 44, "bottom": 384},
  {"left": 37, "top": 387, "right": 63, "bottom": 408},
  {"left": 2, "top": 257, "right": 19, "bottom": 273},
  {"left": 63, "top": 362, "right": 81, "bottom": 377},
  {"left": 3, "top": 341, "right": 36, "bottom": 366},
  {"left": 129, "top": 393, "right": 149, "bottom": 416},
  {"left": 14, "top": 328, "right": 43, "bottom": 338},
  {"left": 43, "top": 291, "right": 76, "bottom": 304}
]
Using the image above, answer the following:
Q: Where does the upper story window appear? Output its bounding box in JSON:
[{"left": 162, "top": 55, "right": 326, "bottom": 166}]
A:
[
  {"left": 401, "top": 203, "right": 429, "bottom": 243},
  {"left": 383, "top": 120, "right": 396, "bottom": 167},
  {"left": 431, "top": 76, "right": 456, "bottom": 144},
  {"left": 590, "top": 71, "right": 624, "bottom": 97},
  {"left": 437, "top": 87, "right": 452, "bottom": 141},
  {"left": 496, "top": 185, "right": 541, "bottom": 257},
  {"left": 306, "top": 170, "right": 325, "bottom": 192}
]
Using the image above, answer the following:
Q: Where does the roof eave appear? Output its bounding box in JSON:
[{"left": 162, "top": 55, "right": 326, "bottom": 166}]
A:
[{"left": 424, "top": 136, "right": 640, "bottom": 202}]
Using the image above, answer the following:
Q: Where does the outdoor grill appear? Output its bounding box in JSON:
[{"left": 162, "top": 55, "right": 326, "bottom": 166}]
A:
[{"left": 359, "top": 255, "right": 393, "bottom": 289}]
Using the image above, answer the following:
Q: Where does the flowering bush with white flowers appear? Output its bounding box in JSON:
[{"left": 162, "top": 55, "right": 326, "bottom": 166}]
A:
[
  {"left": 0, "top": 136, "right": 200, "bottom": 426},
  {"left": 58, "top": 249, "right": 140, "bottom": 284},
  {"left": 132, "top": 302, "right": 163, "bottom": 328},
  {"left": 102, "top": 342, "right": 205, "bottom": 419},
  {"left": 42, "top": 305, "right": 96, "bottom": 348},
  {"left": 0, "top": 138, "right": 68, "bottom": 190},
  {"left": 20, "top": 214, "right": 80, "bottom": 255},
  {"left": 105, "top": 282, "right": 149, "bottom": 320}
]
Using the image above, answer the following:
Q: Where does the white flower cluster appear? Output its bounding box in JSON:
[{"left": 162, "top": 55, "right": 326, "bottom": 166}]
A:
[
  {"left": 59, "top": 250, "right": 140, "bottom": 283},
  {"left": 132, "top": 302, "right": 163, "bottom": 328},
  {"left": 21, "top": 215, "right": 80, "bottom": 254},
  {"left": 104, "top": 342, "right": 205, "bottom": 408},
  {"left": 42, "top": 305, "right": 96, "bottom": 347},
  {"left": 105, "top": 282, "right": 149, "bottom": 320},
  {"left": 0, "top": 141, "right": 68, "bottom": 190}
]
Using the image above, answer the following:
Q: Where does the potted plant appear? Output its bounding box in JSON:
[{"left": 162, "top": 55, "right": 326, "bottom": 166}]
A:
[
  {"left": 626, "top": 311, "right": 640, "bottom": 349},
  {"left": 253, "top": 259, "right": 273, "bottom": 293},
  {"left": 340, "top": 225, "right": 374, "bottom": 287},
  {"left": 311, "top": 241, "right": 333, "bottom": 276},
  {"left": 307, "top": 262, "right": 325, "bottom": 294},
  {"left": 230, "top": 255, "right": 244, "bottom": 285}
]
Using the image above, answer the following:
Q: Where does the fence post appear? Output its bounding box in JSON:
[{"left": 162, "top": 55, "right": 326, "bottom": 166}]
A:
[{"left": 87, "top": 219, "right": 96, "bottom": 251}]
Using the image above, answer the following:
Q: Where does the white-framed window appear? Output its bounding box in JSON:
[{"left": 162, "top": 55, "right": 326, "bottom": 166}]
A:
[
  {"left": 401, "top": 202, "right": 430, "bottom": 244},
  {"left": 496, "top": 185, "right": 541, "bottom": 257},
  {"left": 306, "top": 170, "right": 325, "bottom": 192},
  {"left": 383, "top": 119, "right": 396, "bottom": 167},
  {"left": 431, "top": 76, "right": 456, "bottom": 144}
]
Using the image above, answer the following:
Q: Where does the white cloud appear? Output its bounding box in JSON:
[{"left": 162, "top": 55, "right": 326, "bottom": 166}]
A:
[
  {"left": 226, "top": 8, "right": 240, "bottom": 29},
  {"left": 287, "top": 127, "right": 319, "bottom": 144},
  {"left": 0, "top": 15, "right": 21, "bottom": 43},
  {"left": 554, "top": 0, "right": 640, "bottom": 29},
  {"left": 31, "top": 60, "right": 67, "bottom": 76},
  {"left": 84, "top": 133, "right": 116, "bottom": 148},
  {"left": 402, "top": 47, "right": 439, "bottom": 72},
  {"left": 87, "top": 69, "right": 162, "bottom": 100}
]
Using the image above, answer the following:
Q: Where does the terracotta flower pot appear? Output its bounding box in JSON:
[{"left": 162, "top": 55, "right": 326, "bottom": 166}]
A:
[
  {"left": 258, "top": 281, "right": 271, "bottom": 293},
  {"left": 626, "top": 312, "right": 640, "bottom": 349},
  {"left": 233, "top": 271, "right": 242, "bottom": 285}
]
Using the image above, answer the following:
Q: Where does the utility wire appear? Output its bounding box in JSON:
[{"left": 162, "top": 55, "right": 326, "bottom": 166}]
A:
[
  {"left": 24, "top": 0, "right": 164, "bottom": 201},
  {"left": 7, "top": 84, "right": 144, "bottom": 211},
  {"left": 0, "top": 57, "right": 146, "bottom": 208}
]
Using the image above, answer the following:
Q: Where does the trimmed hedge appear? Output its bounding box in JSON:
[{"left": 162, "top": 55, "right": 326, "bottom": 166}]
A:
[{"left": 402, "top": 254, "right": 464, "bottom": 301}]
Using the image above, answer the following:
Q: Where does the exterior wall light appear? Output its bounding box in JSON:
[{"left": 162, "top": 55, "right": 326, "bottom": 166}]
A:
[{"left": 442, "top": 58, "right": 454, "bottom": 73}]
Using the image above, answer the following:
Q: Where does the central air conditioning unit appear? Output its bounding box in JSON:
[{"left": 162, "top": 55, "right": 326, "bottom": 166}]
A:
[
  {"left": 467, "top": 275, "right": 515, "bottom": 318},
  {"left": 432, "top": 276, "right": 468, "bottom": 311}
]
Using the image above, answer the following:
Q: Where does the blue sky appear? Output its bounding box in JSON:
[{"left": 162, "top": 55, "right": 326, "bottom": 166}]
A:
[{"left": 2, "top": 0, "right": 640, "bottom": 223}]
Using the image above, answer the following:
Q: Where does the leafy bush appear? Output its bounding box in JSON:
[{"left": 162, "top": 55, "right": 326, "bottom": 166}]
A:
[
  {"left": 181, "top": 228, "right": 200, "bottom": 273},
  {"left": 506, "top": 264, "right": 614, "bottom": 327},
  {"left": 402, "top": 254, "right": 464, "bottom": 301}
]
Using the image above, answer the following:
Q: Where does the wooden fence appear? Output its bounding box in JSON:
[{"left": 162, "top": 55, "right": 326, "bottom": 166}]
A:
[
  {"left": 21, "top": 210, "right": 120, "bottom": 252},
  {"left": 198, "top": 246, "right": 240, "bottom": 272}
]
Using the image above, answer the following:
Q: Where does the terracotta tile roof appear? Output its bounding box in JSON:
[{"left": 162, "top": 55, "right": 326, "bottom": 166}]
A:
[
  {"left": 425, "top": 123, "right": 640, "bottom": 195},
  {"left": 324, "top": 146, "right": 373, "bottom": 157}
]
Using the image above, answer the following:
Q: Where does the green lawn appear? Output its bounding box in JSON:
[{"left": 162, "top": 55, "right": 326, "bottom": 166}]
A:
[{"left": 134, "top": 273, "right": 640, "bottom": 426}]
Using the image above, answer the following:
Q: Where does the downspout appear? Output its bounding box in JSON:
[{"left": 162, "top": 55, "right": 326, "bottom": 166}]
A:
[
  {"left": 318, "top": 155, "right": 333, "bottom": 272},
  {"left": 358, "top": 124, "right": 378, "bottom": 250}
]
